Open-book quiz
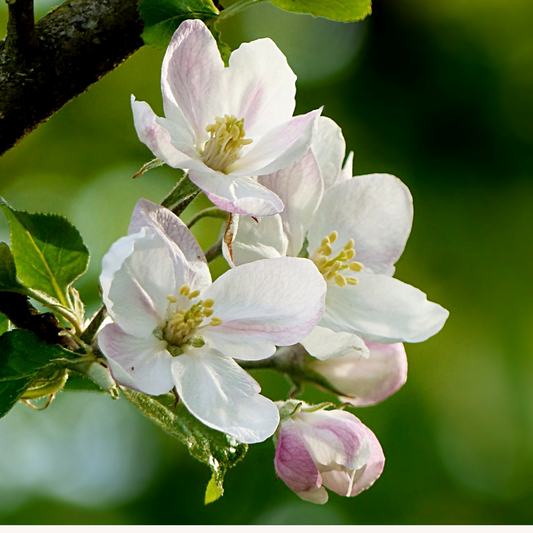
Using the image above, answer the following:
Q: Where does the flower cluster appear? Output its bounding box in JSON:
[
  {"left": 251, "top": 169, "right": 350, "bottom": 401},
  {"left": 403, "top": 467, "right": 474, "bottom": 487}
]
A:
[{"left": 99, "top": 19, "right": 449, "bottom": 503}]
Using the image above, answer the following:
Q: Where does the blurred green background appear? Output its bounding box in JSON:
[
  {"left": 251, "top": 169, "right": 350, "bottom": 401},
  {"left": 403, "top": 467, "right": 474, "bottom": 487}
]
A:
[{"left": 1, "top": 0, "right": 533, "bottom": 525}]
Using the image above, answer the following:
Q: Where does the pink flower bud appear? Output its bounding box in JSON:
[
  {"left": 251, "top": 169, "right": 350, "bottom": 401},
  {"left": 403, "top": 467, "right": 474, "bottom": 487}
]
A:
[{"left": 274, "top": 402, "right": 385, "bottom": 504}]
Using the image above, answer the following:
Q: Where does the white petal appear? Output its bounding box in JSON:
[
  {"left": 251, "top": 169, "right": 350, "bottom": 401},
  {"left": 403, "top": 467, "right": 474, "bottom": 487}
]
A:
[
  {"left": 323, "top": 272, "right": 449, "bottom": 344},
  {"left": 230, "top": 108, "right": 321, "bottom": 177},
  {"left": 201, "top": 257, "right": 326, "bottom": 360},
  {"left": 106, "top": 230, "right": 175, "bottom": 338},
  {"left": 310, "top": 340, "right": 408, "bottom": 406},
  {"left": 131, "top": 97, "right": 193, "bottom": 168},
  {"left": 300, "top": 325, "right": 369, "bottom": 361},
  {"left": 225, "top": 214, "right": 288, "bottom": 267},
  {"left": 161, "top": 19, "right": 224, "bottom": 142},
  {"left": 338, "top": 151, "right": 354, "bottom": 184},
  {"left": 98, "top": 323, "right": 174, "bottom": 396},
  {"left": 259, "top": 149, "right": 324, "bottom": 256},
  {"left": 171, "top": 348, "right": 279, "bottom": 443},
  {"left": 311, "top": 116, "right": 346, "bottom": 190},
  {"left": 129, "top": 198, "right": 211, "bottom": 292},
  {"left": 308, "top": 174, "right": 413, "bottom": 275},
  {"left": 188, "top": 171, "right": 284, "bottom": 216},
  {"left": 214, "top": 38, "right": 296, "bottom": 138}
]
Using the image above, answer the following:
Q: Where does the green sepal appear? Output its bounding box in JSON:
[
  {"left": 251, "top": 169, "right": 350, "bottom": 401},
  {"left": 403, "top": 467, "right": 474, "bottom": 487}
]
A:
[
  {"left": 161, "top": 173, "right": 201, "bottom": 216},
  {"left": 123, "top": 389, "right": 247, "bottom": 499},
  {"left": 0, "top": 329, "right": 83, "bottom": 418},
  {"left": 138, "top": 0, "right": 220, "bottom": 49},
  {"left": 205, "top": 473, "right": 223, "bottom": 504},
  {"left": 268, "top": 0, "right": 372, "bottom": 21},
  {"left": 0, "top": 198, "right": 89, "bottom": 309},
  {"left": 209, "top": 21, "right": 231, "bottom": 66},
  {"left": 132, "top": 158, "right": 166, "bottom": 179}
]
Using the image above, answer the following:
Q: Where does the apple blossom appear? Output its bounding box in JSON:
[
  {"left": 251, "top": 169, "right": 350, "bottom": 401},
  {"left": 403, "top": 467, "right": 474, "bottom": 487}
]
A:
[
  {"left": 132, "top": 19, "right": 321, "bottom": 217},
  {"left": 223, "top": 123, "right": 448, "bottom": 358},
  {"left": 274, "top": 401, "right": 385, "bottom": 504},
  {"left": 98, "top": 199, "right": 327, "bottom": 443},
  {"left": 309, "top": 340, "right": 408, "bottom": 407}
]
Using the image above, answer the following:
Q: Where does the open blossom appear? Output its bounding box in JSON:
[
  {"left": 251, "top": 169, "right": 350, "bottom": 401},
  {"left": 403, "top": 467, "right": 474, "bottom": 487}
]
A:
[
  {"left": 223, "top": 117, "right": 449, "bottom": 360},
  {"left": 98, "top": 199, "right": 326, "bottom": 443},
  {"left": 310, "top": 340, "right": 408, "bottom": 407},
  {"left": 274, "top": 401, "right": 385, "bottom": 504},
  {"left": 132, "top": 19, "right": 321, "bottom": 217}
]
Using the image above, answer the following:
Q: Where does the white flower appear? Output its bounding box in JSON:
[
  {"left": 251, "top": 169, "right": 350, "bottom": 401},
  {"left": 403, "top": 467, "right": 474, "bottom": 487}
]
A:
[
  {"left": 98, "top": 199, "right": 326, "bottom": 443},
  {"left": 223, "top": 118, "right": 449, "bottom": 359},
  {"left": 132, "top": 19, "right": 321, "bottom": 217},
  {"left": 274, "top": 401, "right": 385, "bottom": 504},
  {"left": 310, "top": 340, "right": 408, "bottom": 407}
]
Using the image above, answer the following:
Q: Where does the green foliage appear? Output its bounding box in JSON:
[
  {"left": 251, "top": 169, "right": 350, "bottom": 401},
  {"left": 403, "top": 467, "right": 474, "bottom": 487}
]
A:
[
  {"left": 123, "top": 389, "right": 248, "bottom": 498},
  {"left": 161, "top": 173, "right": 201, "bottom": 216},
  {"left": 0, "top": 329, "right": 80, "bottom": 418},
  {"left": 0, "top": 313, "right": 9, "bottom": 336},
  {"left": 0, "top": 242, "right": 25, "bottom": 292},
  {"left": 268, "top": 0, "right": 372, "bottom": 21},
  {"left": 0, "top": 198, "right": 89, "bottom": 308},
  {"left": 138, "top": 0, "right": 220, "bottom": 49}
]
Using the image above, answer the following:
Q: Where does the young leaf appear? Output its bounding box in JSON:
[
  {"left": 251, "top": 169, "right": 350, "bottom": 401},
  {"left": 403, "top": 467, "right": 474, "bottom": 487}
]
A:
[
  {"left": 161, "top": 173, "right": 201, "bottom": 216},
  {"left": 0, "top": 242, "right": 25, "bottom": 292},
  {"left": 0, "top": 198, "right": 89, "bottom": 308},
  {"left": 123, "top": 389, "right": 247, "bottom": 497},
  {"left": 268, "top": 0, "right": 372, "bottom": 22},
  {"left": 0, "top": 313, "right": 9, "bottom": 336},
  {"left": 139, "top": 0, "right": 220, "bottom": 49},
  {"left": 205, "top": 474, "right": 223, "bottom": 504},
  {"left": 0, "top": 329, "right": 80, "bottom": 418}
]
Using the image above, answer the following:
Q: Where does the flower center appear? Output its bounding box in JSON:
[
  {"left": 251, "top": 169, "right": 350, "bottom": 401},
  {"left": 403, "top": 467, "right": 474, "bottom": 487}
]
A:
[
  {"left": 202, "top": 114, "right": 252, "bottom": 173},
  {"left": 310, "top": 231, "right": 363, "bottom": 287},
  {"left": 160, "top": 284, "right": 223, "bottom": 355}
]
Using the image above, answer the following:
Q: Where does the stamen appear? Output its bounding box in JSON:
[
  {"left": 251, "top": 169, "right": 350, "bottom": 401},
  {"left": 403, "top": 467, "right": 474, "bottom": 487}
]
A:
[
  {"left": 188, "top": 289, "right": 201, "bottom": 300},
  {"left": 179, "top": 284, "right": 190, "bottom": 296},
  {"left": 210, "top": 317, "right": 223, "bottom": 327}
]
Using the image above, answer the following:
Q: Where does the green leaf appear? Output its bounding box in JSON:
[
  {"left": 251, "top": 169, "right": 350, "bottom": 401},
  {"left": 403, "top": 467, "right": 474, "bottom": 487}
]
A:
[
  {"left": 268, "top": 0, "right": 372, "bottom": 21},
  {"left": 210, "top": 21, "right": 231, "bottom": 66},
  {"left": 205, "top": 474, "right": 223, "bottom": 504},
  {"left": 0, "top": 329, "right": 80, "bottom": 418},
  {"left": 0, "top": 313, "right": 9, "bottom": 335},
  {"left": 139, "top": 0, "right": 220, "bottom": 49},
  {"left": 0, "top": 242, "right": 25, "bottom": 291},
  {"left": 161, "top": 173, "right": 201, "bottom": 216},
  {"left": 123, "top": 389, "right": 247, "bottom": 498},
  {"left": 0, "top": 198, "right": 89, "bottom": 308}
]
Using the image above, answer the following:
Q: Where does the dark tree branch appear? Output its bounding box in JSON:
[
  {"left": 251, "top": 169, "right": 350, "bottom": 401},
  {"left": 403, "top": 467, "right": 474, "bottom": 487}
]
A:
[{"left": 0, "top": 0, "right": 144, "bottom": 156}]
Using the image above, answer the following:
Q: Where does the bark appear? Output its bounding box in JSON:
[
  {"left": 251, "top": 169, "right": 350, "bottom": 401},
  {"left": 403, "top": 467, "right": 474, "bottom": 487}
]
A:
[{"left": 0, "top": 0, "right": 144, "bottom": 156}]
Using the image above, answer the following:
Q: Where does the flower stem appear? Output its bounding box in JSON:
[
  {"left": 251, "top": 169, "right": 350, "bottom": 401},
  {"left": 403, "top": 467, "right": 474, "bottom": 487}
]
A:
[
  {"left": 187, "top": 207, "right": 228, "bottom": 229},
  {"left": 218, "top": 0, "right": 267, "bottom": 21}
]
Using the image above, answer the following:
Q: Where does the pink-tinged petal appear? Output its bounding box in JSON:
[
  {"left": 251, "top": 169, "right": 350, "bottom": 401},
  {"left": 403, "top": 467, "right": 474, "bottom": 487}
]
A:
[
  {"left": 310, "top": 340, "right": 408, "bottom": 406},
  {"left": 98, "top": 323, "right": 174, "bottom": 396},
  {"left": 308, "top": 174, "right": 413, "bottom": 275},
  {"left": 171, "top": 348, "right": 279, "bottom": 443},
  {"left": 230, "top": 108, "right": 321, "bottom": 177},
  {"left": 323, "top": 272, "right": 449, "bottom": 344},
  {"left": 129, "top": 199, "right": 211, "bottom": 292},
  {"left": 275, "top": 419, "right": 328, "bottom": 504},
  {"left": 131, "top": 97, "right": 194, "bottom": 168},
  {"left": 311, "top": 116, "right": 346, "bottom": 191},
  {"left": 300, "top": 326, "right": 369, "bottom": 361},
  {"left": 214, "top": 38, "right": 296, "bottom": 138},
  {"left": 224, "top": 214, "right": 288, "bottom": 267},
  {"left": 201, "top": 257, "right": 326, "bottom": 360},
  {"left": 189, "top": 170, "right": 284, "bottom": 216},
  {"left": 161, "top": 19, "right": 224, "bottom": 142},
  {"left": 259, "top": 150, "right": 323, "bottom": 256},
  {"left": 106, "top": 230, "right": 175, "bottom": 338},
  {"left": 295, "top": 410, "right": 371, "bottom": 471}
]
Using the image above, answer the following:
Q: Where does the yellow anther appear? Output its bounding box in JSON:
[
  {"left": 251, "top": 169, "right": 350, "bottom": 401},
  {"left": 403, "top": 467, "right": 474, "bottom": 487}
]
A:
[
  {"left": 321, "top": 236, "right": 331, "bottom": 246},
  {"left": 331, "top": 261, "right": 342, "bottom": 273},
  {"left": 322, "top": 243, "right": 332, "bottom": 256},
  {"left": 179, "top": 284, "right": 190, "bottom": 296},
  {"left": 210, "top": 317, "right": 223, "bottom": 327},
  {"left": 349, "top": 261, "right": 363, "bottom": 272},
  {"left": 203, "top": 299, "right": 214, "bottom": 308},
  {"left": 345, "top": 249, "right": 356, "bottom": 261},
  {"left": 167, "top": 295, "right": 177, "bottom": 303},
  {"left": 204, "top": 308, "right": 214, "bottom": 317},
  {"left": 335, "top": 274, "right": 347, "bottom": 287},
  {"left": 328, "top": 231, "right": 338, "bottom": 243},
  {"left": 314, "top": 255, "right": 328, "bottom": 269},
  {"left": 344, "top": 239, "right": 355, "bottom": 250},
  {"left": 188, "top": 289, "right": 201, "bottom": 300},
  {"left": 346, "top": 277, "right": 359, "bottom": 285}
]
